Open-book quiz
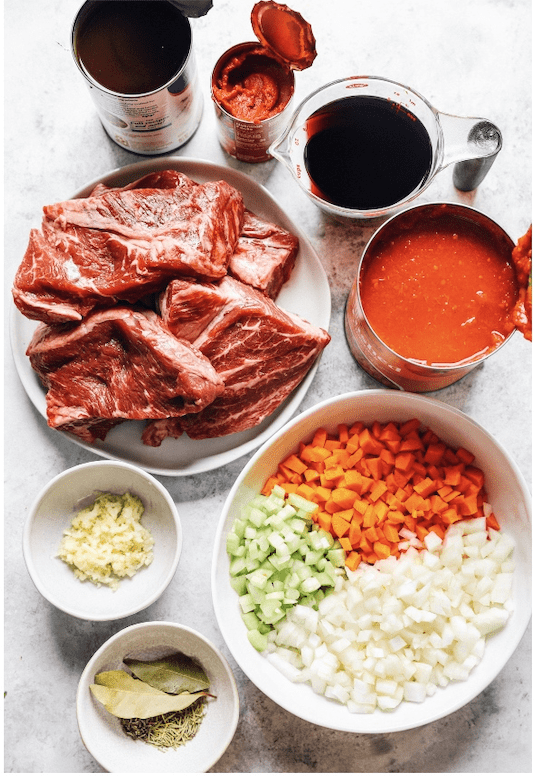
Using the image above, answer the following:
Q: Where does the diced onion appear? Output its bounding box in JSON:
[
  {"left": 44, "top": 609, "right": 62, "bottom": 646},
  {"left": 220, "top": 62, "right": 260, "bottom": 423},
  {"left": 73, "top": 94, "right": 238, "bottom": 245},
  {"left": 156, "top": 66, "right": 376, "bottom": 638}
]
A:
[{"left": 265, "top": 515, "right": 514, "bottom": 713}]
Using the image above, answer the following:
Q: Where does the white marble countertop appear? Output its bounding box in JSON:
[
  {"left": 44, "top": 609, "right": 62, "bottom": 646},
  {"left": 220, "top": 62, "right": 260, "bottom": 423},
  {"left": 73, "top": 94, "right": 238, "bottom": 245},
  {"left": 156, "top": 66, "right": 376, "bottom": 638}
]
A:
[{"left": 4, "top": 0, "right": 532, "bottom": 772}]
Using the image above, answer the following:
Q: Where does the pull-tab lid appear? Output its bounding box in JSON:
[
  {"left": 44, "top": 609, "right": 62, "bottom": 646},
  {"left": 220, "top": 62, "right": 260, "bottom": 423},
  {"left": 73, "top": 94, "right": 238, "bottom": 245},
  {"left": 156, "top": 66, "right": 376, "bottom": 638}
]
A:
[
  {"left": 251, "top": 1, "right": 317, "bottom": 70},
  {"left": 168, "top": 0, "right": 213, "bottom": 18}
]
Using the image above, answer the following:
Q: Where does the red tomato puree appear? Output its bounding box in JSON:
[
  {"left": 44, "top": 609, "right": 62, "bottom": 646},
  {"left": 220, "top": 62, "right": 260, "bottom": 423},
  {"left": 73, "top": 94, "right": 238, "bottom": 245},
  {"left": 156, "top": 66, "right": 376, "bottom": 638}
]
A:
[
  {"left": 212, "top": 46, "right": 293, "bottom": 123},
  {"left": 360, "top": 215, "right": 518, "bottom": 365}
]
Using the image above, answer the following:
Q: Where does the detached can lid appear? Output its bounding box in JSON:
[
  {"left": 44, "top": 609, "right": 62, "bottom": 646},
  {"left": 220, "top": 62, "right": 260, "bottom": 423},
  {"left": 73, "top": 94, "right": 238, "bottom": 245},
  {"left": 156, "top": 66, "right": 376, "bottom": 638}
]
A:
[{"left": 251, "top": 1, "right": 317, "bottom": 70}]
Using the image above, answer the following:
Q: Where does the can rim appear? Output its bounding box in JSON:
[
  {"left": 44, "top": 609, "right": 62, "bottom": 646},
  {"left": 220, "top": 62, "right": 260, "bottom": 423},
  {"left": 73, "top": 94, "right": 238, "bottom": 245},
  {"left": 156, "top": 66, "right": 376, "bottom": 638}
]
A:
[{"left": 71, "top": 0, "right": 194, "bottom": 98}]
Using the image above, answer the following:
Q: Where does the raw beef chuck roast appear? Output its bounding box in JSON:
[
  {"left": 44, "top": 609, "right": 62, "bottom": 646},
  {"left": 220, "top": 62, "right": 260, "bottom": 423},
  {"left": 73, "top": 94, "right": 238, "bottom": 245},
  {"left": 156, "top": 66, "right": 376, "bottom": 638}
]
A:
[
  {"left": 143, "top": 276, "right": 331, "bottom": 444},
  {"left": 27, "top": 306, "right": 224, "bottom": 443},
  {"left": 228, "top": 210, "right": 299, "bottom": 299},
  {"left": 13, "top": 171, "right": 245, "bottom": 324},
  {"left": 14, "top": 169, "right": 330, "bottom": 446}
]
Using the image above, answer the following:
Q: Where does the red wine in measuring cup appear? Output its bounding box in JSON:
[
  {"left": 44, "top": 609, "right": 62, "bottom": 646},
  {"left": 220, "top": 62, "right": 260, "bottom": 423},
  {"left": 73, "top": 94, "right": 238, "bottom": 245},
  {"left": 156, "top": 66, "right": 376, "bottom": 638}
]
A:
[{"left": 303, "top": 95, "right": 433, "bottom": 210}]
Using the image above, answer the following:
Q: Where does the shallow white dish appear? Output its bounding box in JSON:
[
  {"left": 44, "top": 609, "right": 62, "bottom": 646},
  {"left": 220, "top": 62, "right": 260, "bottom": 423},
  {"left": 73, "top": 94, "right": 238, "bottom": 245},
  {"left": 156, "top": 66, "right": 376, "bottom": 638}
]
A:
[
  {"left": 212, "top": 390, "right": 532, "bottom": 733},
  {"left": 76, "top": 621, "right": 239, "bottom": 773},
  {"left": 23, "top": 460, "right": 182, "bottom": 621},
  {"left": 10, "top": 157, "right": 331, "bottom": 475}
]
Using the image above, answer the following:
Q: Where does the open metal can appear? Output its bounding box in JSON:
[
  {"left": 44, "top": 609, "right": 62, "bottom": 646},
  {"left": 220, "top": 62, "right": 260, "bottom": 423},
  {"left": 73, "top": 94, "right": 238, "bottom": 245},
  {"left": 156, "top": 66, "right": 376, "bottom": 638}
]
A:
[
  {"left": 211, "top": 1, "right": 316, "bottom": 163},
  {"left": 344, "top": 202, "right": 518, "bottom": 392},
  {"left": 72, "top": 0, "right": 203, "bottom": 155}
]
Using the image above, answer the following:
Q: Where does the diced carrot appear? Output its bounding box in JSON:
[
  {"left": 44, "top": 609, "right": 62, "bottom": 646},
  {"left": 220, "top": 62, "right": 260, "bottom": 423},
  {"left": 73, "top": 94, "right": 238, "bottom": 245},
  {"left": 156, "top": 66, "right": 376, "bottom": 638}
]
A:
[
  {"left": 399, "top": 418, "right": 421, "bottom": 436},
  {"left": 364, "top": 525, "right": 380, "bottom": 543},
  {"left": 486, "top": 512, "right": 501, "bottom": 530},
  {"left": 323, "top": 464, "right": 345, "bottom": 484},
  {"left": 331, "top": 487, "right": 357, "bottom": 510},
  {"left": 348, "top": 520, "right": 362, "bottom": 545},
  {"left": 261, "top": 417, "right": 497, "bottom": 570},
  {"left": 339, "top": 537, "right": 353, "bottom": 552},
  {"left": 424, "top": 442, "right": 446, "bottom": 465},
  {"left": 383, "top": 522, "right": 400, "bottom": 543},
  {"left": 369, "top": 480, "right": 388, "bottom": 503},
  {"left": 316, "top": 511, "right": 331, "bottom": 532},
  {"left": 359, "top": 427, "right": 385, "bottom": 456},
  {"left": 331, "top": 513, "right": 351, "bottom": 537},
  {"left": 314, "top": 485, "right": 332, "bottom": 503},
  {"left": 395, "top": 451, "right": 415, "bottom": 472},
  {"left": 312, "top": 427, "right": 328, "bottom": 447},
  {"left": 413, "top": 477, "right": 436, "bottom": 498},
  {"left": 367, "top": 456, "right": 383, "bottom": 481},
  {"left": 337, "top": 424, "right": 349, "bottom": 444},
  {"left": 282, "top": 454, "right": 308, "bottom": 474},
  {"left": 374, "top": 541, "right": 391, "bottom": 559},
  {"left": 456, "top": 447, "right": 475, "bottom": 465},
  {"left": 296, "top": 483, "right": 318, "bottom": 501},
  {"left": 345, "top": 551, "right": 361, "bottom": 571}
]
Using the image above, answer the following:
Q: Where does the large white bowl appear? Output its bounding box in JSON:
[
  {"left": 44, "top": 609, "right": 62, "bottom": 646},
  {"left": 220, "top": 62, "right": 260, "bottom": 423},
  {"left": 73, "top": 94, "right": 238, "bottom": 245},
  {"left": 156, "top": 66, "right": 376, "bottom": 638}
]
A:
[
  {"left": 76, "top": 621, "right": 239, "bottom": 773},
  {"left": 212, "top": 390, "right": 531, "bottom": 733},
  {"left": 23, "top": 461, "right": 182, "bottom": 621}
]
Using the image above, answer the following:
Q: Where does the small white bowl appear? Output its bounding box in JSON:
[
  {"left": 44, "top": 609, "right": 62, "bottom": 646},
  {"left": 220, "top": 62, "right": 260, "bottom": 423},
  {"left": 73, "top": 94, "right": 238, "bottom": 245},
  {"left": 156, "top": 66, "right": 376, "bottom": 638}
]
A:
[
  {"left": 23, "top": 460, "right": 182, "bottom": 621},
  {"left": 76, "top": 621, "right": 240, "bottom": 773},
  {"left": 212, "top": 390, "right": 531, "bottom": 733}
]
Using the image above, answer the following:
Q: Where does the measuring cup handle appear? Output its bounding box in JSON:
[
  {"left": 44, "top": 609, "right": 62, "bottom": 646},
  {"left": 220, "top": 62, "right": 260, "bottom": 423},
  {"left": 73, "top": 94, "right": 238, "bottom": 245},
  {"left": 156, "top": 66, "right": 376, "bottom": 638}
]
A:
[{"left": 438, "top": 112, "right": 503, "bottom": 192}]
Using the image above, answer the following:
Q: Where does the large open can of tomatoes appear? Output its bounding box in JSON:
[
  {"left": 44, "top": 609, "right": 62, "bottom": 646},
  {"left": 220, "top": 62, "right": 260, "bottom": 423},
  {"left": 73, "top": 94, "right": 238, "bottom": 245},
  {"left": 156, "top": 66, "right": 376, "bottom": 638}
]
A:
[{"left": 344, "top": 202, "right": 519, "bottom": 392}]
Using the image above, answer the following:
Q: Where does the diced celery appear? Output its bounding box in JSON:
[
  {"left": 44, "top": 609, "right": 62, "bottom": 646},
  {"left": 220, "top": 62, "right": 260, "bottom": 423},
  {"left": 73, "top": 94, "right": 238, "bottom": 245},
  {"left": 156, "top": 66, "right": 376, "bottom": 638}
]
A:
[
  {"left": 288, "top": 493, "right": 319, "bottom": 513},
  {"left": 247, "top": 568, "right": 273, "bottom": 589},
  {"left": 228, "top": 486, "right": 344, "bottom": 637},
  {"left": 226, "top": 531, "right": 241, "bottom": 555},
  {"left": 289, "top": 517, "right": 308, "bottom": 535},
  {"left": 239, "top": 593, "right": 255, "bottom": 613},
  {"left": 247, "top": 628, "right": 269, "bottom": 652},
  {"left": 241, "top": 611, "right": 261, "bottom": 631},
  {"left": 271, "top": 484, "right": 287, "bottom": 499},
  {"left": 230, "top": 575, "right": 247, "bottom": 596},
  {"left": 328, "top": 548, "right": 346, "bottom": 568},
  {"left": 301, "top": 576, "right": 321, "bottom": 593},
  {"left": 247, "top": 584, "right": 267, "bottom": 606},
  {"left": 229, "top": 557, "right": 247, "bottom": 576},
  {"left": 248, "top": 506, "right": 268, "bottom": 528}
]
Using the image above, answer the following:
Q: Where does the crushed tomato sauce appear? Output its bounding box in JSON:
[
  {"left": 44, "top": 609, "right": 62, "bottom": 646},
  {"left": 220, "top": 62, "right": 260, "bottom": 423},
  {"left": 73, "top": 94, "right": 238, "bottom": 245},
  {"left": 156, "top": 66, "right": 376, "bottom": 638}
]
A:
[{"left": 360, "top": 214, "right": 519, "bottom": 365}]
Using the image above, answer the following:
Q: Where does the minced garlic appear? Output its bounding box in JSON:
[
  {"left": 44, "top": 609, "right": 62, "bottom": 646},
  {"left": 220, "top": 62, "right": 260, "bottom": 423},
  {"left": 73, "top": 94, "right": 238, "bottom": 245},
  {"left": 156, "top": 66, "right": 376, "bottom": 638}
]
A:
[{"left": 57, "top": 492, "right": 154, "bottom": 590}]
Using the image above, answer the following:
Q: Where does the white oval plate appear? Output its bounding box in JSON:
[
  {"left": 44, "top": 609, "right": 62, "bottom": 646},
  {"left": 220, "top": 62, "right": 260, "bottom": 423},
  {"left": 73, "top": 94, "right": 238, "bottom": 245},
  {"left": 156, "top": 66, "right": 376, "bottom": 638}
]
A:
[
  {"left": 10, "top": 158, "right": 331, "bottom": 475},
  {"left": 212, "top": 390, "right": 532, "bottom": 733}
]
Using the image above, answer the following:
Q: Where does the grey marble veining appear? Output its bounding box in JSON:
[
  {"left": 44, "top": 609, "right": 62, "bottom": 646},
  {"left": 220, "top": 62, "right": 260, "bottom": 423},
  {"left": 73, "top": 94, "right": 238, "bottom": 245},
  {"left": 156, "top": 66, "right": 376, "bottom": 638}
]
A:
[{"left": 4, "top": 0, "right": 532, "bottom": 772}]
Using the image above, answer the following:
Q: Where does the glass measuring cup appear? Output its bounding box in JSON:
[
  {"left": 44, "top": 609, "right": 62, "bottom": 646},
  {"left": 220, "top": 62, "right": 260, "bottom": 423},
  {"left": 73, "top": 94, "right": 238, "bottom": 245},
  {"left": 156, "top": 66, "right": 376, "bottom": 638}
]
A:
[{"left": 269, "top": 76, "right": 503, "bottom": 220}]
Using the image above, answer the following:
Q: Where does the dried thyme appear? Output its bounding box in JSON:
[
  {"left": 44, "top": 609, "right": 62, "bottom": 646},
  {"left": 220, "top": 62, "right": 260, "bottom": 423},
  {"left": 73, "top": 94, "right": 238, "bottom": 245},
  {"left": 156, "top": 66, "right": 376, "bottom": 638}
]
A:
[{"left": 120, "top": 696, "right": 208, "bottom": 749}]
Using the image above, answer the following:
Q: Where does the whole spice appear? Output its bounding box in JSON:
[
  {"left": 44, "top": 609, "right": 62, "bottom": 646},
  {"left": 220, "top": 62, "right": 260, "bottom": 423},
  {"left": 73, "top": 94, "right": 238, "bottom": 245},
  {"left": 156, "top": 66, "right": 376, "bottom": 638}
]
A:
[{"left": 89, "top": 651, "right": 214, "bottom": 750}]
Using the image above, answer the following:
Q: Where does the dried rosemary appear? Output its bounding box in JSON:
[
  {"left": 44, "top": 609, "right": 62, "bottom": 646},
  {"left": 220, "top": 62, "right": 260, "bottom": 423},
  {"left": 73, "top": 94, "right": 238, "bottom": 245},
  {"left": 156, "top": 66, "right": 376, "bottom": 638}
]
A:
[{"left": 120, "top": 696, "right": 208, "bottom": 750}]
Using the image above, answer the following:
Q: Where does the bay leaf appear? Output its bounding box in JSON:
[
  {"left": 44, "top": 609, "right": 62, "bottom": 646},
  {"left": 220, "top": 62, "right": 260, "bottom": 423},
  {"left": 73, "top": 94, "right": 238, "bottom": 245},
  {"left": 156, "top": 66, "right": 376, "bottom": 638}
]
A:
[
  {"left": 90, "top": 670, "right": 209, "bottom": 719},
  {"left": 124, "top": 652, "right": 210, "bottom": 694}
]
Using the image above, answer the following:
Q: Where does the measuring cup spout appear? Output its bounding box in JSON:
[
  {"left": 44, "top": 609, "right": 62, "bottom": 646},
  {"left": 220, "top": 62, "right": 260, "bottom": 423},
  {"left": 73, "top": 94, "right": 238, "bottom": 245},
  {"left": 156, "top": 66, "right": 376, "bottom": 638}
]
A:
[
  {"left": 269, "top": 130, "right": 293, "bottom": 170},
  {"left": 438, "top": 112, "right": 503, "bottom": 191}
]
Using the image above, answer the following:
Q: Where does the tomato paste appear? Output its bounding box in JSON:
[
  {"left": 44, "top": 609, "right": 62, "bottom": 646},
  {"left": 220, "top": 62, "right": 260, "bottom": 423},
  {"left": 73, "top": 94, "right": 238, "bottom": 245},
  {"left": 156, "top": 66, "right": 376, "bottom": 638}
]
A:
[
  {"left": 360, "top": 213, "right": 519, "bottom": 366},
  {"left": 211, "top": 2, "right": 316, "bottom": 162},
  {"left": 212, "top": 44, "right": 294, "bottom": 123}
]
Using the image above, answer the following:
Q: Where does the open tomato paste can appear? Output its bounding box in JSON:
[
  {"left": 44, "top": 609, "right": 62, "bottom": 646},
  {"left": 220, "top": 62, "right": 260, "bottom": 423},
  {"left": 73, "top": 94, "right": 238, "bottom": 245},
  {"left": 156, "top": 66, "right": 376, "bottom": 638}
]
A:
[
  {"left": 211, "top": 1, "right": 316, "bottom": 163},
  {"left": 344, "top": 202, "right": 519, "bottom": 392}
]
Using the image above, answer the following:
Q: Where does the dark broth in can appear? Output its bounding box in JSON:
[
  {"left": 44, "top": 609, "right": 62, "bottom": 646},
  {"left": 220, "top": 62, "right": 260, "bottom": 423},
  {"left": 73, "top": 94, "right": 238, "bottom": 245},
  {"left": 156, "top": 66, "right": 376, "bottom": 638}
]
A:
[{"left": 75, "top": 0, "right": 190, "bottom": 95}]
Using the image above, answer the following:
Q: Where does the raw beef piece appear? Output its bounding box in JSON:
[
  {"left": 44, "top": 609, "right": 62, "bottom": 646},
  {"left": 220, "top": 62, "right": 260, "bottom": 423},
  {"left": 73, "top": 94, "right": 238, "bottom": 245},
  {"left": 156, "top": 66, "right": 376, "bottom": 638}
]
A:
[
  {"left": 142, "top": 276, "right": 330, "bottom": 443},
  {"left": 12, "top": 172, "right": 245, "bottom": 324},
  {"left": 228, "top": 210, "right": 299, "bottom": 298},
  {"left": 27, "top": 306, "right": 225, "bottom": 443}
]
